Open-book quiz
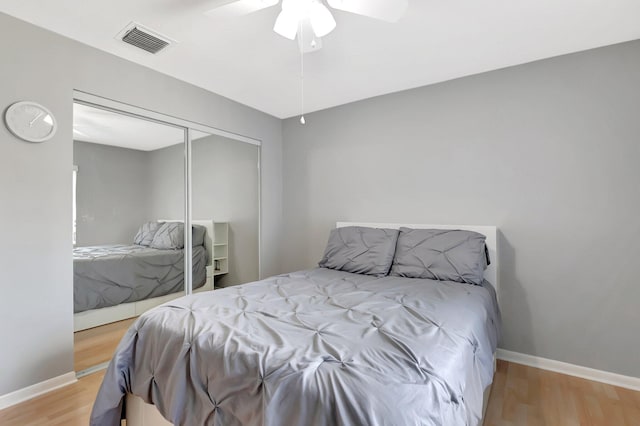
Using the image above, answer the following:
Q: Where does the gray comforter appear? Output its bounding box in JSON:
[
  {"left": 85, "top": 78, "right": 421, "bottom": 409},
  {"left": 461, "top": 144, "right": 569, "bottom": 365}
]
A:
[
  {"left": 74, "top": 244, "right": 207, "bottom": 313},
  {"left": 91, "top": 268, "right": 500, "bottom": 426}
]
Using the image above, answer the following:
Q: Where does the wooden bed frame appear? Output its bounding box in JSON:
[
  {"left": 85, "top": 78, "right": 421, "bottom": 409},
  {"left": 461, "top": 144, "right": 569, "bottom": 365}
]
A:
[
  {"left": 124, "top": 222, "right": 499, "bottom": 426},
  {"left": 74, "top": 220, "right": 215, "bottom": 332}
]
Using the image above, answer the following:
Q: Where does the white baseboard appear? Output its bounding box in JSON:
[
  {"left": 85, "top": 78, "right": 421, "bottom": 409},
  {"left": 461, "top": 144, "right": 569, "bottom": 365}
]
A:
[
  {"left": 0, "top": 372, "right": 77, "bottom": 410},
  {"left": 497, "top": 349, "right": 640, "bottom": 391}
]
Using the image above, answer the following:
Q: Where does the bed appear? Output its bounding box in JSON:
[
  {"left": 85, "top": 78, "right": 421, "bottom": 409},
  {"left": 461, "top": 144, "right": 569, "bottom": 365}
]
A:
[
  {"left": 90, "top": 223, "right": 501, "bottom": 426},
  {"left": 73, "top": 220, "right": 215, "bottom": 332}
]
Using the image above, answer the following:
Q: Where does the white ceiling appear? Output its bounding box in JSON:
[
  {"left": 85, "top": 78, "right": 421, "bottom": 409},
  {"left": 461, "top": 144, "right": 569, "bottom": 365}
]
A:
[
  {"left": 74, "top": 103, "right": 208, "bottom": 151},
  {"left": 3, "top": 1, "right": 640, "bottom": 118}
]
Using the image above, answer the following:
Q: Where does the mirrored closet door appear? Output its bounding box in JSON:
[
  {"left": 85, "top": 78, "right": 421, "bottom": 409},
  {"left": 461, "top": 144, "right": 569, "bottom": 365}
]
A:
[
  {"left": 72, "top": 102, "right": 186, "bottom": 375},
  {"left": 191, "top": 131, "right": 260, "bottom": 289},
  {"left": 70, "top": 93, "right": 263, "bottom": 377}
]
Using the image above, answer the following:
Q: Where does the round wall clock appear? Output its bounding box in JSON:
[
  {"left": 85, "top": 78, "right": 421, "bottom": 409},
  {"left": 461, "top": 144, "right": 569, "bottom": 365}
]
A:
[{"left": 4, "top": 101, "right": 58, "bottom": 143}]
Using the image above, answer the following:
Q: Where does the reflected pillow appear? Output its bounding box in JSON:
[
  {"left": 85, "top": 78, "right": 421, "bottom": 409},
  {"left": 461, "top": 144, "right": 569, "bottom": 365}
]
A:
[
  {"left": 390, "top": 228, "right": 487, "bottom": 285},
  {"left": 319, "top": 226, "right": 399, "bottom": 277},
  {"left": 150, "top": 222, "right": 185, "bottom": 250},
  {"left": 192, "top": 225, "right": 206, "bottom": 248},
  {"left": 133, "top": 222, "right": 164, "bottom": 247}
]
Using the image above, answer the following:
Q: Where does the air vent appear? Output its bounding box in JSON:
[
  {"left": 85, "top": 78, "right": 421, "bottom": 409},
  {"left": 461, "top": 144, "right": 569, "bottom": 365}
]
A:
[{"left": 116, "top": 22, "right": 175, "bottom": 54}]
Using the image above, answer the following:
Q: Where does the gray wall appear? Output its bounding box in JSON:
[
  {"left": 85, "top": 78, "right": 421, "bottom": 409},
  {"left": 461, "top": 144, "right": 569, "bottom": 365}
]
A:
[
  {"left": 148, "top": 135, "right": 259, "bottom": 287},
  {"left": 74, "top": 141, "right": 152, "bottom": 246},
  {"left": 0, "top": 12, "right": 282, "bottom": 397},
  {"left": 282, "top": 40, "right": 640, "bottom": 378}
]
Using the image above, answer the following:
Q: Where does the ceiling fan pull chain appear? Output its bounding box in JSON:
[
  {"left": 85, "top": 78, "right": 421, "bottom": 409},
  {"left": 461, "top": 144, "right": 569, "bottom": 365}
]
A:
[{"left": 300, "top": 21, "right": 306, "bottom": 125}]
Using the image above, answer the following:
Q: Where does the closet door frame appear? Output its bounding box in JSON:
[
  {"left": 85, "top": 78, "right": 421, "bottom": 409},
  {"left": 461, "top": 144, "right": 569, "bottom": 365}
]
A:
[{"left": 73, "top": 90, "right": 263, "bottom": 296}]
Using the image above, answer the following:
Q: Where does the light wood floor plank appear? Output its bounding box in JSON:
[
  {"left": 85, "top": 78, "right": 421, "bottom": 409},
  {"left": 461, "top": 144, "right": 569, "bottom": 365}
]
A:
[
  {"left": 486, "top": 360, "right": 640, "bottom": 426},
  {"left": 74, "top": 318, "right": 137, "bottom": 372},
  {"left": 0, "top": 371, "right": 105, "bottom": 425}
]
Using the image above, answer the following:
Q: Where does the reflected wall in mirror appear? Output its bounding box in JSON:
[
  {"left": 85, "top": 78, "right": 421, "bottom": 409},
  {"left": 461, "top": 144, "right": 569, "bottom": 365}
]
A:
[
  {"left": 151, "top": 132, "right": 260, "bottom": 288},
  {"left": 72, "top": 102, "right": 187, "bottom": 374},
  {"left": 194, "top": 133, "right": 260, "bottom": 287}
]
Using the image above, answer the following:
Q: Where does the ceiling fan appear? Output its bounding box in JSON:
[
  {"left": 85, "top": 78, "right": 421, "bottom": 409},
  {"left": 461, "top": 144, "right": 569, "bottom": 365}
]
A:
[{"left": 205, "top": 0, "right": 408, "bottom": 53}]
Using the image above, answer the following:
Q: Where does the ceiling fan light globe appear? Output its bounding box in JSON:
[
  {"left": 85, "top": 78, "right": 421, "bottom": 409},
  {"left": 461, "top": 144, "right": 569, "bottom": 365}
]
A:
[
  {"left": 310, "top": 2, "right": 336, "bottom": 37},
  {"left": 280, "top": 0, "right": 295, "bottom": 11},
  {"left": 282, "top": 0, "right": 308, "bottom": 18},
  {"left": 273, "top": 9, "right": 299, "bottom": 40}
]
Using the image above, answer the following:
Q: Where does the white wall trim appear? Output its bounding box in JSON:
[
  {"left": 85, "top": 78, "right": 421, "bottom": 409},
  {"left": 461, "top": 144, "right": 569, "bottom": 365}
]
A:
[
  {"left": 0, "top": 372, "right": 77, "bottom": 410},
  {"left": 497, "top": 349, "right": 640, "bottom": 391}
]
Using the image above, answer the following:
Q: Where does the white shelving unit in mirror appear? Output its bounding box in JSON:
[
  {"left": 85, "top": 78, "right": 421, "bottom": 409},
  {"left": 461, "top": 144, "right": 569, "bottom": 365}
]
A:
[{"left": 212, "top": 222, "right": 229, "bottom": 277}]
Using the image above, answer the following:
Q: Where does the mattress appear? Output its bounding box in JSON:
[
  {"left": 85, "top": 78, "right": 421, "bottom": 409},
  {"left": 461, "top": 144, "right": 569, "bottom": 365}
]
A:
[
  {"left": 91, "top": 268, "right": 501, "bottom": 426},
  {"left": 73, "top": 244, "right": 207, "bottom": 313}
]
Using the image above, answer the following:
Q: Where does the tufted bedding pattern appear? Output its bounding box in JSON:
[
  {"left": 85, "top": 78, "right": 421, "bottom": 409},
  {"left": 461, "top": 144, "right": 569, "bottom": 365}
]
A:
[
  {"left": 74, "top": 244, "right": 207, "bottom": 313},
  {"left": 91, "top": 268, "right": 500, "bottom": 426},
  {"left": 390, "top": 228, "right": 489, "bottom": 285}
]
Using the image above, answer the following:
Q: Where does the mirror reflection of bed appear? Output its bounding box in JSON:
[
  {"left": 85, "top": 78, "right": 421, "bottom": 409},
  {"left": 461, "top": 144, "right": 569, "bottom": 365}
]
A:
[{"left": 72, "top": 102, "right": 260, "bottom": 375}]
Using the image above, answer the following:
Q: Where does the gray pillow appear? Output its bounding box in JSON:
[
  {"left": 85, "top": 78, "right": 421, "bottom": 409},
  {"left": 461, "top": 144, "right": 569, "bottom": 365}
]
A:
[
  {"left": 150, "top": 222, "right": 185, "bottom": 250},
  {"left": 319, "top": 226, "right": 399, "bottom": 277},
  {"left": 192, "top": 225, "right": 206, "bottom": 247},
  {"left": 390, "top": 228, "right": 487, "bottom": 285},
  {"left": 133, "top": 222, "right": 163, "bottom": 247}
]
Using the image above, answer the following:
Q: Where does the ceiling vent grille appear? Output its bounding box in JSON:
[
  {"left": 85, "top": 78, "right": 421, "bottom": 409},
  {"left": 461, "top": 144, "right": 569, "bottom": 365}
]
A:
[{"left": 117, "top": 22, "right": 174, "bottom": 54}]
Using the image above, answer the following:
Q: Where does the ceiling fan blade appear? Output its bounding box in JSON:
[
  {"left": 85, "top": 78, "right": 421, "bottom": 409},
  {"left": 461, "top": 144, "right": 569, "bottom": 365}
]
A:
[
  {"left": 205, "top": 0, "right": 280, "bottom": 19},
  {"left": 274, "top": 9, "right": 299, "bottom": 40},
  {"left": 326, "top": 0, "right": 408, "bottom": 23}
]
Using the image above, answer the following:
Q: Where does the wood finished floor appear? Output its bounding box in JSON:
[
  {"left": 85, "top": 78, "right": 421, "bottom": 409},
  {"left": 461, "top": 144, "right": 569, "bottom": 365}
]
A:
[
  {"left": 0, "top": 371, "right": 106, "bottom": 426},
  {"left": 485, "top": 361, "right": 640, "bottom": 425},
  {"left": 1, "top": 323, "right": 639, "bottom": 426},
  {"left": 73, "top": 318, "right": 137, "bottom": 372}
]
